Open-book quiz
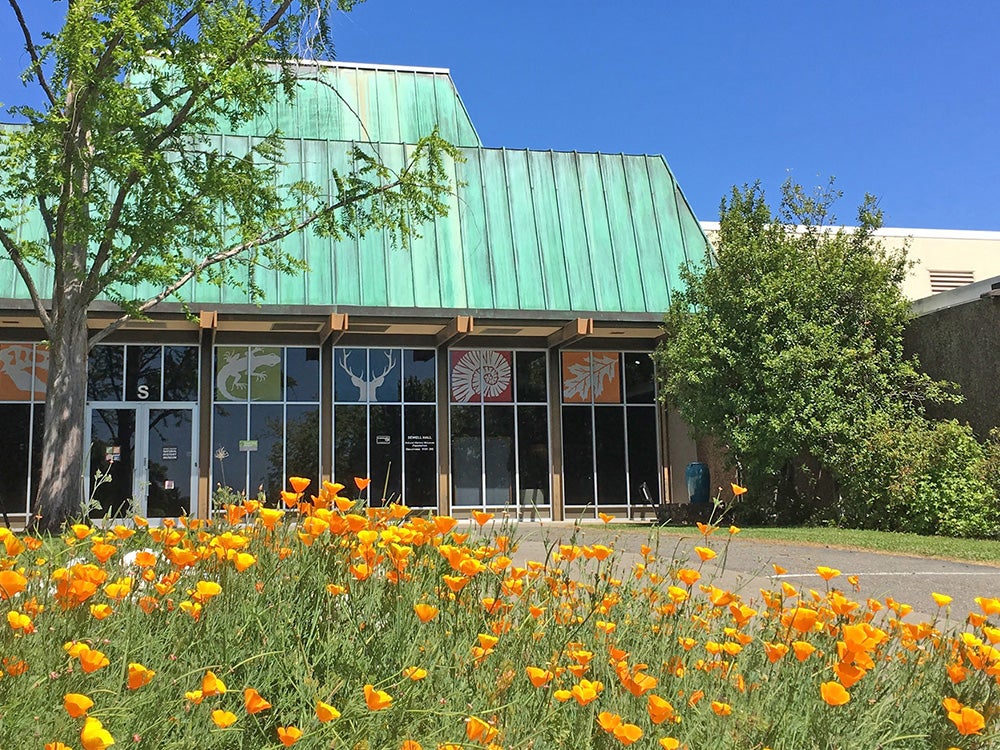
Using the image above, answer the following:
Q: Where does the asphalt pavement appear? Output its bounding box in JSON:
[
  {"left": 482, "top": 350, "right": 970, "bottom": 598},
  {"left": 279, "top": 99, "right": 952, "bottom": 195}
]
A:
[{"left": 507, "top": 523, "right": 1000, "bottom": 623}]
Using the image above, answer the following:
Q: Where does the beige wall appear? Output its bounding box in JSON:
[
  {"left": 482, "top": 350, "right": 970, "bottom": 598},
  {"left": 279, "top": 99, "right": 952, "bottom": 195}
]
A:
[{"left": 700, "top": 222, "right": 1000, "bottom": 301}]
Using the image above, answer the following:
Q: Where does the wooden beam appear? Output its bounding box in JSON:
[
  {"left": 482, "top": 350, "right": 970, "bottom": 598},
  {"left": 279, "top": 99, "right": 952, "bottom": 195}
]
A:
[
  {"left": 198, "top": 310, "right": 218, "bottom": 332},
  {"left": 319, "top": 313, "right": 349, "bottom": 346},
  {"left": 435, "top": 315, "right": 474, "bottom": 347},
  {"left": 546, "top": 317, "right": 593, "bottom": 349}
]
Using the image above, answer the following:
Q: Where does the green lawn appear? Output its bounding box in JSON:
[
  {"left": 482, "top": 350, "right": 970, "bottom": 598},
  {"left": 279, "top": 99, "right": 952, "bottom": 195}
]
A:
[{"left": 713, "top": 526, "right": 1000, "bottom": 564}]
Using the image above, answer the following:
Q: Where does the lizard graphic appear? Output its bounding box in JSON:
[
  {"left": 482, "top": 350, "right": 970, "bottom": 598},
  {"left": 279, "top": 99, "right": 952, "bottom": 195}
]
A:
[{"left": 216, "top": 348, "right": 281, "bottom": 401}]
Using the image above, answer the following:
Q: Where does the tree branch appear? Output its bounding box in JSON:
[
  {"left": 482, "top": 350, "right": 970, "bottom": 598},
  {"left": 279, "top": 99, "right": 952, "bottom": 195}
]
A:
[
  {"left": 0, "top": 226, "right": 52, "bottom": 333},
  {"left": 6, "top": 0, "right": 57, "bottom": 107},
  {"left": 90, "top": 176, "right": 404, "bottom": 345},
  {"left": 83, "top": 169, "right": 140, "bottom": 299}
]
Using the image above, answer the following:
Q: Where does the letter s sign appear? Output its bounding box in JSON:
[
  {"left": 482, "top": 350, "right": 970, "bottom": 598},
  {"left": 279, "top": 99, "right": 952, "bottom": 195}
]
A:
[{"left": 137, "top": 384, "right": 149, "bottom": 400}]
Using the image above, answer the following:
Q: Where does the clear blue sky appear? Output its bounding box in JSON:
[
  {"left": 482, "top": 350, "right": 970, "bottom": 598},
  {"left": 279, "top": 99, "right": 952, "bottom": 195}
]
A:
[{"left": 2, "top": 1, "right": 997, "bottom": 230}]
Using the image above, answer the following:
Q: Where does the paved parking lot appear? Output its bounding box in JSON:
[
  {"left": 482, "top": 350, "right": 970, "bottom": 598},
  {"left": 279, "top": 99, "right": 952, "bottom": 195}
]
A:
[{"left": 509, "top": 523, "right": 1000, "bottom": 623}]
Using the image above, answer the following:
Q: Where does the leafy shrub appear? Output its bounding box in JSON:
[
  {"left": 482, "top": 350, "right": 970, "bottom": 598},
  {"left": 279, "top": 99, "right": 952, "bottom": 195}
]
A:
[{"left": 838, "top": 418, "right": 1000, "bottom": 538}]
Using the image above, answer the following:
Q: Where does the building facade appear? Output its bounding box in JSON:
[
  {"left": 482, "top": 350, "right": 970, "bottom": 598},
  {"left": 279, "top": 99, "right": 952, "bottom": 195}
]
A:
[{"left": 0, "top": 61, "right": 709, "bottom": 525}]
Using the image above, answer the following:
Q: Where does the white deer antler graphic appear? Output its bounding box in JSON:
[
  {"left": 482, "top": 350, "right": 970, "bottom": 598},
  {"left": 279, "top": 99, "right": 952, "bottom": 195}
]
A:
[{"left": 340, "top": 350, "right": 397, "bottom": 402}]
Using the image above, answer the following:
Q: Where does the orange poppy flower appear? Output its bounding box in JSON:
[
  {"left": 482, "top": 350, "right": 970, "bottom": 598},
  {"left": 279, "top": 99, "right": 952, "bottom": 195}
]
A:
[
  {"left": 63, "top": 693, "right": 94, "bottom": 718},
  {"left": 731, "top": 482, "right": 748, "bottom": 496},
  {"left": 466, "top": 716, "right": 498, "bottom": 743},
  {"left": 211, "top": 710, "right": 237, "bottom": 728},
  {"left": 127, "top": 663, "right": 155, "bottom": 690},
  {"left": 599, "top": 512, "right": 615, "bottom": 523},
  {"left": 364, "top": 684, "right": 393, "bottom": 711},
  {"left": 245, "top": 688, "right": 272, "bottom": 714},
  {"left": 471, "top": 510, "right": 494, "bottom": 527},
  {"left": 0, "top": 570, "right": 26, "bottom": 600},
  {"left": 710, "top": 701, "right": 732, "bottom": 716},
  {"left": 659, "top": 739, "right": 681, "bottom": 750},
  {"left": 613, "top": 723, "right": 643, "bottom": 745},
  {"left": 694, "top": 547, "right": 716, "bottom": 562},
  {"left": 413, "top": 603, "right": 439, "bottom": 622},
  {"left": 354, "top": 476, "right": 372, "bottom": 491},
  {"left": 815, "top": 566, "right": 841, "bottom": 581},
  {"left": 433, "top": 515, "right": 458, "bottom": 535},
  {"left": 931, "top": 592, "right": 953, "bottom": 607},
  {"left": 315, "top": 700, "right": 340, "bottom": 722},
  {"left": 91, "top": 542, "right": 117, "bottom": 564},
  {"left": 288, "top": 477, "right": 311, "bottom": 493},
  {"left": 201, "top": 670, "right": 227, "bottom": 696},
  {"left": 277, "top": 726, "right": 303, "bottom": 747},
  {"left": 526, "top": 666, "right": 553, "bottom": 687},
  {"left": 948, "top": 705, "right": 986, "bottom": 736},
  {"left": 820, "top": 681, "right": 850, "bottom": 706},
  {"left": 597, "top": 712, "right": 622, "bottom": 733},
  {"left": 402, "top": 666, "right": 428, "bottom": 681},
  {"left": 401, "top": 742, "right": 423, "bottom": 750},
  {"left": 79, "top": 647, "right": 110, "bottom": 674},
  {"left": 647, "top": 694, "right": 676, "bottom": 725},
  {"left": 80, "top": 717, "right": 114, "bottom": 750}
]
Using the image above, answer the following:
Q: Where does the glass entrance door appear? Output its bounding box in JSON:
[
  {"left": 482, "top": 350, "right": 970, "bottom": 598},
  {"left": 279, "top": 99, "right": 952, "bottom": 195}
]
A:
[{"left": 87, "top": 405, "right": 197, "bottom": 519}]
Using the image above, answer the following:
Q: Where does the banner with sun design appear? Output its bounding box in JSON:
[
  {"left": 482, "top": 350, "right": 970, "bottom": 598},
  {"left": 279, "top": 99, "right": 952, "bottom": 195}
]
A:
[
  {"left": 450, "top": 350, "right": 513, "bottom": 403},
  {"left": 561, "top": 351, "right": 621, "bottom": 404}
]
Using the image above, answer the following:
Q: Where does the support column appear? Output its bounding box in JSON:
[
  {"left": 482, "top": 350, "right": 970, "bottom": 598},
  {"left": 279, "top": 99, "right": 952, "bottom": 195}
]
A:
[
  {"left": 197, "top": 311, "right": 217, "bottom": 519},
  {"left": 319, "top": 314, "right": 348, "bottom": 487},
  {"left": 547, "top": 347, "right": 565, "bottom": 521}
]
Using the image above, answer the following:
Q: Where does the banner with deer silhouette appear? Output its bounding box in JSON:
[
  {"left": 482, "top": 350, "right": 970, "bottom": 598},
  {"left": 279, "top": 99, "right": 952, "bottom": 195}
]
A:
[
  {"left": 450, "top": 350, "right": 513, "bottom": 403},
  {"left": 0, "top": 343, "right": 48, "bottom": 400}
]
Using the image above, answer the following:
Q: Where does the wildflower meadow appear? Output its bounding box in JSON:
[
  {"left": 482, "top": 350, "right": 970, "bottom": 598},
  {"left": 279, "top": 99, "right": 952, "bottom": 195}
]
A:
[{"left": 1, "top": 477, "right": 998, "bottom": 749}]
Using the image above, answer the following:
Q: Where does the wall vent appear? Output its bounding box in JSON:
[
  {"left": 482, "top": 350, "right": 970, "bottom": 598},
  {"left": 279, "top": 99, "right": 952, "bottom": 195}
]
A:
[
  {"left": 349, "top": 323, "right": 391, "bottom": 333},
  {"left": 929, "top": 269, "right": 975, "bottom": 293}
]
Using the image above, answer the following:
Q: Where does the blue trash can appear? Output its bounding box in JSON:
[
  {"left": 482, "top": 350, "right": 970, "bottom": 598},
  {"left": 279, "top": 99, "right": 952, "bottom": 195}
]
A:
[{"left": 685, "top": 462, "right": 711, "bottom": 504}]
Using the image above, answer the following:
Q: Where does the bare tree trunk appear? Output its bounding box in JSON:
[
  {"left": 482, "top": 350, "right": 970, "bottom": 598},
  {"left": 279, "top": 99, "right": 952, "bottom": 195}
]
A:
[{"left": 33, "top": 304, "right": 88, "bottom": 533}]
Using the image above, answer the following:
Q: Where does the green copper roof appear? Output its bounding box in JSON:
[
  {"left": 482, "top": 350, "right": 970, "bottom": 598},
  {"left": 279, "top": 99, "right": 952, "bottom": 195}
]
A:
[
  {"left": 221, "top": 62, "right": 482, "bottom": 148},
  {"left": 0, "top": 63, "right": 709, "bottom": 318}
]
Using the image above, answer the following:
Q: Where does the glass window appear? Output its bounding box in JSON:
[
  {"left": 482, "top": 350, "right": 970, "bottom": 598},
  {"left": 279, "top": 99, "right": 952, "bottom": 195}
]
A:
[
  {"left": 449, "top": 349, "right": 549, "bottom": 513},
  {"left": 484, "top": 406, "right": 514, "bottom": 506},
  {"left": 249, "top": 403, "right": 284, "bottom": 501},
  {"left": 335, "top": 347, "right": 368, "bottom": 402},
  {"left": 450, "top": 405, "right": 482, "bottom": 506},
  {"left": 0, "top": 404, "right": 30, "bottom": 514},
  {"left": 163, "top": 346, "right": 198, "bottom": 401},
  {"left": 624, "top": 353, "right": 655, "bottom": 404},
  {"left": 561, "top": 405, "right": 594, "bottom": 506},
  {"left": 212, "top": 403, "right": 248, "bottom": 491},
  {"left": 249, "top": 347, "right": 283, "bottom": 402},
  {"left": 285, "top": 405, "right": 320, "bottom": 483},
  {"left": 517, "top": 405, "right": 549, "bottom": 507},
  {"left": 334, "top": 404, "right": 367, "bottom": 488},
  {"left": 333, "top": 348, "right": 436, "bottom": 508},
  {"left": 561, "top": 351, "right": 621, "bottom": 404},
  {"left": 89, "top": 345, "right": 124, "bottom": 401},
  {"left": 286, "top": 348, "right": 320, "bottom": 402},
  {"left": 125, "top": 345, "right": 162, "bottom": 401},
  {"left": 404, "top": 349, "right": 436, "bottom": 402},
  {"left": 515, "top": 351, "right": 547, "bottom": 403},
  {"left": 451, "top": 349, "right": 513, "bottom": 403},
  {"left": 627, "top": 406, "right": 660, "bottom": 505},
  {"left": 403, "top": 405, "right": 437, "bottom": 507},
  {"left": 370, "top": 404, "right": 402, "bottom": 501},
  {"left": 595, "top": 407, "right": 627, "bottom": 505},
  {"left": 560, "top": 350, "right": 660, "bottom": 516},
  {"left": 0, "top": 343, "right": 46, "bottom": 400},
  {"left": 212, "top": 346, "right": 319, "bottom": 499}
]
